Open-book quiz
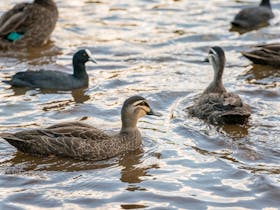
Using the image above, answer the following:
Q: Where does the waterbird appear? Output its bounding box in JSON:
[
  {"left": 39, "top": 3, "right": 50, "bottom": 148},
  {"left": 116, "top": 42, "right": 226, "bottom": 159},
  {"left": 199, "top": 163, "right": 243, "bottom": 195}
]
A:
[
  {"left": 0, "top": 0, "right": 58, "bottom": 50},
  {"left": 231, "top": 0, "right": 274, "bottom": 28},
  {"left": 188, "top": 46, "right": 251, "bottom": 125},
  {"left": 0, "top": 96, "right": 161, "bottom": 161},
  {"left": 3, "top": 49, "right": 96, "bottom": 90},
  {"left": 242, "top": 43, "right": 280, "bottom": 66}
]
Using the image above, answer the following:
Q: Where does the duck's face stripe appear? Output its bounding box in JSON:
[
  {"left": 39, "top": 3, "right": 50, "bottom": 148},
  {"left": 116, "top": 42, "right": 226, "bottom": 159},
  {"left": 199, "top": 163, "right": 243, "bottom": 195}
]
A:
[
  {"left": 133, "top": 100, "right": 151, "bottom": 113},
  {"left": 209, "top": 48, "right": 217, "bottom": 56},
  {"left": 208, "top": 51, "right": 216, "bottom": 62},
  {"left": 85, "top": 49, "right": 93, "bottom": 58},
  {"left": 133, "top": 100, "right": 149, "bottom": 107},
  {"left": 85, "top": 49, "right": 97, "bottom": 63}
]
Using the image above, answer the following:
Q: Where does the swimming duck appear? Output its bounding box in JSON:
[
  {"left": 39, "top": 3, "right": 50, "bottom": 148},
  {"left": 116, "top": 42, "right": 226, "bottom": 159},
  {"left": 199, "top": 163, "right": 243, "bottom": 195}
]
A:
[
  {"left": 231, "top": 0, "right": 274, "bottom": 28},
  {"left": 0, "top": 96, "right": 160, "bottom": 160},
  {"left": 242, "top": 43, "right": 280, "bottom": 66},
  {"left": 0, "top": 0, "right": 58, "bottom": 50},
  {"left": 3, "top": 49, "right": 96, "bottom": 90},
  {"left": 188, "top": 46, "right": 251, "bottom": 125}
]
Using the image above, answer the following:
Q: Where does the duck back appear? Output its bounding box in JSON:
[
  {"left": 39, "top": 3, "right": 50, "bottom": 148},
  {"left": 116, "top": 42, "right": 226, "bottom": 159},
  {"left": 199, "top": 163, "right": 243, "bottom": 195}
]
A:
[
  {"left": 0, "top": 0, "right": 58, "bottom": 50},
  {"left": 189, "top": 92, "right": 251, "bottom": 125}
]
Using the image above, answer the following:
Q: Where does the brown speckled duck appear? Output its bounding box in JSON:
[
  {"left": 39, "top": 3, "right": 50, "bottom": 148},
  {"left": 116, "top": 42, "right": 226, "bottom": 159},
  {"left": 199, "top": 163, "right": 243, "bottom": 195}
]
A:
[
  {"left": 188, "top": 46, "right": 251, "bottom": 125},
  {"left": 231, "top": 0, "right": 274, "bottom": 28},
  {"left": 0, "top": 96, "right": 160, "bottom": 161},
  {"left": 242, "top": 43, "right": 280, "bottom": 66},
  {"left": 0, "top": 0, "right": 58, "bottom": 50}
]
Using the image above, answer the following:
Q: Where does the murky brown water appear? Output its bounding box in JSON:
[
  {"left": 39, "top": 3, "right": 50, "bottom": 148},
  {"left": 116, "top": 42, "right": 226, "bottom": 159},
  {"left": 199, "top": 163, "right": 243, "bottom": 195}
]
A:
[{"left": 0, "top": 0, "right": 280, "bottom": 209}]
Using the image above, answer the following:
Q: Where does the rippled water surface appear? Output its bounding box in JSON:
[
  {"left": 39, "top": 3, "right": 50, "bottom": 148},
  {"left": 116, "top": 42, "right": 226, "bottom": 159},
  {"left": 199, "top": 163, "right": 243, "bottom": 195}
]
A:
[{"left": 0, "top": 0, "right": 280, "bottom": 209}]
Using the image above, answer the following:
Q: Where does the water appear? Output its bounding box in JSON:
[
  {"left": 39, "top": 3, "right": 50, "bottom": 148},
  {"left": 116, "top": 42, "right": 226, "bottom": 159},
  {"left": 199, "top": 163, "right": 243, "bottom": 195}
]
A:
[{"left": 0, "top": 0, "right": 280, "bottom": 209}]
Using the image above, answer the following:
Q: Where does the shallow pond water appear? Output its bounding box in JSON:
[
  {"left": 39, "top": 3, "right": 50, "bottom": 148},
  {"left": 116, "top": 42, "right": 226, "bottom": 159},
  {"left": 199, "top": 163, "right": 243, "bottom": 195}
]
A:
[{"left": 0, "top": 0, "right": 279, "bottom": 209}]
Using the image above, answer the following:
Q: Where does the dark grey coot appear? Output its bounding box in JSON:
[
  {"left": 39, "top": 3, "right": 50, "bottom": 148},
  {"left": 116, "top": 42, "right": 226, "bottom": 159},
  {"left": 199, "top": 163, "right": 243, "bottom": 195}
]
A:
[
  {"left": 3, "top": 49, "right": 96, "bottom": 90},
  {"left": 231, "top": 0, "right": 274, "bottom": 28}
]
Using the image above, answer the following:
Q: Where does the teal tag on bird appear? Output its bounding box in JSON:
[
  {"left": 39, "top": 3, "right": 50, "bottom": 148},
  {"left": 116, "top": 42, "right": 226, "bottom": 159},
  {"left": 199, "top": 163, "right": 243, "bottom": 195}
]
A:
[{"left": 6, "top": 32, "right": 23, "bottom": 41}]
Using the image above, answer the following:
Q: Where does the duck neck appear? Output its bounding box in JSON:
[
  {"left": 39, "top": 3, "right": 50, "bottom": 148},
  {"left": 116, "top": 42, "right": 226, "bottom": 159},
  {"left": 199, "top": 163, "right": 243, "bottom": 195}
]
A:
[
  {"left": 204, "top": 60, "right": 226, "bottom": 94},
  {"left": 260, "top": 0, "right": 271, "bottom": 8},
  {"left": 120, "top": 116, "right": 138, "bottom": 134},
  {"left": 73, "top": 60, "right": 88, "bottom": 79},
  {"left": 119, "top": 117, "right": 141, "bottom": 151},
  {"left": 34, "top": 0, "right": 57, "bottom": 8}
]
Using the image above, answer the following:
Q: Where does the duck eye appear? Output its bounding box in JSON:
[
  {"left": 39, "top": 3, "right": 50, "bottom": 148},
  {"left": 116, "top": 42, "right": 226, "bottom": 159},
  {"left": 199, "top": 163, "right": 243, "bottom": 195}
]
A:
[{"left": 140, "top": 101, "right": 148, "bottom": 106}]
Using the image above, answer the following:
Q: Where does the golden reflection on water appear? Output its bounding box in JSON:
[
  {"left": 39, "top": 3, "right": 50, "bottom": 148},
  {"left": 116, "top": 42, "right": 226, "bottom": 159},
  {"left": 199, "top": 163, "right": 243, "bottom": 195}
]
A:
[{"left": 243, "top": 64, "right": 280, "bottom": 87}]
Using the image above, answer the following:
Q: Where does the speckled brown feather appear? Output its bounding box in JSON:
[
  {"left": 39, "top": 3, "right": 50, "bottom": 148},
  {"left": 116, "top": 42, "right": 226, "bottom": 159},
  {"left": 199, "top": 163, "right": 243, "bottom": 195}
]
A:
[
  {"left": 188, "top": 92, "right": 251, "bottom": 125},
  {"left": 0, "top": 0, "right": 58, "bottom": 50}
]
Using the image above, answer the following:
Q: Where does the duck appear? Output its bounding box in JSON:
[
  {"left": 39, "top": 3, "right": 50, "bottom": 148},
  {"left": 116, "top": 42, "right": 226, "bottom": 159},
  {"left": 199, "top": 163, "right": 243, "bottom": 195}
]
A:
[
  {"left": 242, "top": 43, "right": 280, "bottom": 66},
  {"left": 0, "top": 0, "right": 58, "bottom": 50},
  {"left": 188, "top": 46, "right": 251, "bottom": 125},
  {"left": 3, "top": 49, "right": 96, "bottom": 90},
  {"left": 0, "top": 96, "right": 160, "bottom": 161},
  {"left": 231, "top": 0, "right": 274, "bottom": 28}
]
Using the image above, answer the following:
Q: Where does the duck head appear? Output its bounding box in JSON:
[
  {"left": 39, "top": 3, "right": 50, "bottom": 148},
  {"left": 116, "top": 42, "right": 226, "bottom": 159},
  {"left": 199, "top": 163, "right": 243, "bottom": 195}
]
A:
[
  {"left": 204, "top": 46, "right": 227, "bottom": 93},
  {"left": 208, "top": 46, "right": 225, "bottom": 73},
  {"left": 72, "top": 49, "right": 97, "bottom": 78},
  {"left": 121, "top": 96, "right": 160, "bottom": 132},
  {"left": 73, "top": 49, "right": 97, "bottom": 64},
  {"left": 260, "top": 0, "right": 271, "bottom": 8}
]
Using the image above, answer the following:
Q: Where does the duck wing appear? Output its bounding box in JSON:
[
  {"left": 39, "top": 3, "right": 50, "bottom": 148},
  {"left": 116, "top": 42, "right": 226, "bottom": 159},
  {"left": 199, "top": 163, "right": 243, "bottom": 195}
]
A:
[
  {"left": 46, "top": 122, "right": 95, "bottom": 129},
  {"left": 189, "top": 92, "right": 251, "bottom": 124},
  {"left": 194, "top": 92, "right": 242, "bottom": 111},
  {"left": 256, "top": 43, "right": 280, "bottom": 50},
  {"left": 0, "top": 122, "right": 112, "bottom": 160},
  {"left": 0, "top": 3, "right": 30, "bottom": 35},
  {"left": 242, "top": 44, "right": 280, "bottom": 66}
]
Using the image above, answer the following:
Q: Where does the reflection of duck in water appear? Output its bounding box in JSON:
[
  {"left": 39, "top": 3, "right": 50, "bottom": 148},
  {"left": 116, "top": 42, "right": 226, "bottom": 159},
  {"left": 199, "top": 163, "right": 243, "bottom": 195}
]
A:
[
  {"left": 0, "top": 96, "right": 160, "bottom": 161},
  {"left": 5, "top": 87, "right": 90, "bottom": 105},
  {"left": 3, "top": 49, "right": 96, "bottom": 91},
  {"left": 119, "top": 149, "right": 160, "bottom": 185},
  {"left": 241, "top": 64, "right": 280, "bottom": 87},
  {"left": 231, "top": 0, "right": 274, "bottom": 29},
  {"left": 188, "top": 46, "right": 251, "bottom": 125},
  {"left": 0, "top": 0, "right": 58, "bottom": 50},
  {"left": 242, "top": 43, "right": 280, "bottom": 67}
]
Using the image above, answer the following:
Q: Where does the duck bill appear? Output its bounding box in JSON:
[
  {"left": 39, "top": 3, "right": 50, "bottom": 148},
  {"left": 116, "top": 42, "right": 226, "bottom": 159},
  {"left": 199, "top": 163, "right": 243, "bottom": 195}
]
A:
[
  {"left": 89, "top": 57, "right": 97, "bottom": 64},
  {"left": 147, "top": 109, "right": 162, "bottom": 117},
  {"left": 85, "top": 49, "right": 97, "bottom": 63}
]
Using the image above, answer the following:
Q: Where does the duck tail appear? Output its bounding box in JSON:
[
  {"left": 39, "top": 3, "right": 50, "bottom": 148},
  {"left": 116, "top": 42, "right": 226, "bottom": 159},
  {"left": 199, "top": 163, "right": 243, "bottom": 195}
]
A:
[
  {"left": 241, "top": 51, "right": 258, "bottom": 58},
  {"left": 2, "top": 80, "right": 11, "bottom": 85},
  {"left": 241, "top": 51, "right": 271, "bottom": 65},
  {"left": 0, "top": 133, "right": 29, "bottom": 152},
  {"left": 221, "top": 113, "right": 250, "bottom": 125},
  {"left": 231, "top": 20, "right": 247, "bottom": 28}
]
